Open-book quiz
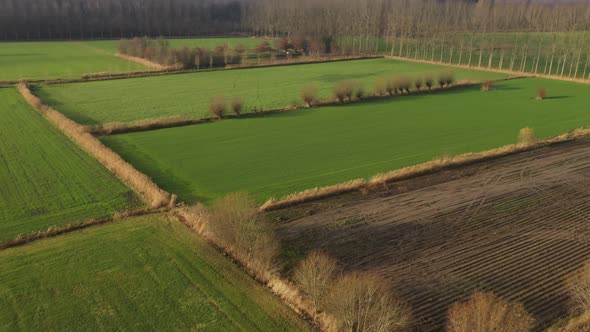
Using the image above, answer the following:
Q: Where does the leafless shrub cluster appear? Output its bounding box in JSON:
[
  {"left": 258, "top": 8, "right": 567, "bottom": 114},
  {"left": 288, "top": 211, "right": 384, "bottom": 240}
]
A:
[
  {"left": 293, "top": 251, "right": 412, "bottom": 332},
  {"left": 373, "top": 73, "right": 450, "bottom": 97},
  {"left": 333, "top": 80, "right": 363, "bottom": 103},
  {"left": 438, "top": 71, "right": 455, "bottom": 88},
  {"left": 446, "top": 291, "right": 534, "bottom": 332},
  {"left": 18, "top": 84, "right": 169, "bottom": 208},
  {"left": 209, "top": 96, "right": 227, "bottom": 118},
  {"left": 537, "top": 87, "right": 547, "bottom": 100},
  {"left": 328, "top": 272, "right": 412, "bottom": 332},
  {"left": 231, "top": 96, "right": 244, "bottom": 116},
  {"left": 424, "top": 75, "right": 434, "bottom": 90},
  {"left": 301, "top": 84, "right": 319, "bottom": 107},
  {"left": 481, "top": 81, "right": 494, "bottom": 91},
  {"left": 119, "top": 37, "right": 243, "bottom": 70},
  {"left": 293, "top": 250, "right": 338, "bottom": 308},
  {"left": 518, "top": 127, "right": 537, "bottom": 146},
  {"left": 199, "top": 193, "right": 279, "bottom": 279}
]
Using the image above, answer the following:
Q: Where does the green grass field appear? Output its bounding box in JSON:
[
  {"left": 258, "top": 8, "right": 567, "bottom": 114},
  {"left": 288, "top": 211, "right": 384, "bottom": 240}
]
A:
[
  {"left": 0, "top": 88, "right": 140, "bottom": 242},
  {"left": 38, "top": 58, "right": 506, "bottom": 125},
  {"left": 102, "top": 78, "right": 590, "bottom": 204},
  {"left": 0, "top": 41, "right": 147, "bottom": 81},
  {"left": 0, "top": 215, "right": 308, "bottom": 331}
]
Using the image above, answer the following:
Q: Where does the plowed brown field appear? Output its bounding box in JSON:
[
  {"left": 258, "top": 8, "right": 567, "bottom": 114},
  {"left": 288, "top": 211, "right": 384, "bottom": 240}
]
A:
[{"left": 273, "top": 139, "right": 590, "bottom": 331}]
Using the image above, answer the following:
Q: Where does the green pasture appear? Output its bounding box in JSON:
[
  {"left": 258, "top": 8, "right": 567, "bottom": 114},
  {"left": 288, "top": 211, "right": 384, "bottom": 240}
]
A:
[
  {"left": 102, "top": 77, "right": 590, "bottom": 204},
  {"left": 38, "top": 58, "right": 506, "bottom": 125},
  {"left": 0, "top": 215, "right": 308, "bottom": 331},
  {"left": 0, "top": 88, "right": 140, "bottom": 242},
  {"left": 0, "top": 41, "right": 147, "bottom": 81}
]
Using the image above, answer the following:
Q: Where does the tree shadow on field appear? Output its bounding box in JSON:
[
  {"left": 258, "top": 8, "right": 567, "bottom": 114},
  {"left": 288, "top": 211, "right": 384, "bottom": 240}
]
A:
[
  {"left": 0, "top": 53, "right": 47, "bottom": 57},
  {"left": 543, "top": 96, "right": 571, "bottom": 100},
  {"left": 493, "top": 85, "right": 523, "bottom": 91}
]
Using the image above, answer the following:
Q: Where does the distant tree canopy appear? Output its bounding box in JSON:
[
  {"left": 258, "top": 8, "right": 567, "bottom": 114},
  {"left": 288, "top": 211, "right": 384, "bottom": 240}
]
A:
[
  {"left": 1, "top": 0, "right": 589, "bottom": 41},
  {"left": 0, "top": 0, "right": 244, "bottom": 40}
]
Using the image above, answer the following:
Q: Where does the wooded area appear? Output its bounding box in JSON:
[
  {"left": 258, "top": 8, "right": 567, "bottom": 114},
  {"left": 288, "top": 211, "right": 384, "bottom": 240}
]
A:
[
  {"left": 0, "top": 0, "right": 244, "bottom": 40},
  {"left": 2, "top": 0, "right": 590, "bottom": 78}
]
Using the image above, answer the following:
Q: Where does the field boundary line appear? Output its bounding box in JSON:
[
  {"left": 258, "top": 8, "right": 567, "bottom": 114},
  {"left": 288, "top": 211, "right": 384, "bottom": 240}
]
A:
[
  {"left": 0, "top": 208, "right": 164, "bottom": 251},
  {"left": 0, "top": 55, "right": 383, "bottom": 87},
  {"left": 260, "top": 128, "right": 590, "bottom": 211},
  {"left": 172, "top": 208, "right": 335, "bottom": 332},
  {"left": 17, "top": 83, "right": 170, "bottom": 208},
  {"left": 384, "top": 55, "right": 590, "bottom": 85},
  {"left": 93, "top": 77, "right": 525, "bottom": 136}
]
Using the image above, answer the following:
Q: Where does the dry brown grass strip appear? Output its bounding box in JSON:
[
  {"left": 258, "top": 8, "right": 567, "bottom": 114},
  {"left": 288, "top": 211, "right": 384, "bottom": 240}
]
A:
[
  {"left": 261, "top": 128, "right": 590, "bottom": 211},
  {"left": 547, "top": 311, "right": 590, "bottom": 332},
  {"left": 115, "top": 53, "right": 171, "bottom": 70},
  {"left": 174, "top": 206, "right": 338, "bottom": 331},
  {"left": 18, "top": 84, "right": 170, "bottom": 208},
  {"left": 0, "top": 207, "right": 156, "bottom": 250},
  {"left": 94, "top": 116, "right": 198, "bottom": 135},
  {"left": 260, "top": 179, "right": 366, "bottom": 211}
]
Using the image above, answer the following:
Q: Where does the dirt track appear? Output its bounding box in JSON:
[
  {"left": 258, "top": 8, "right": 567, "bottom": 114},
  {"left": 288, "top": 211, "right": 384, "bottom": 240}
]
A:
[{"left": 273, "top": 139, "right": 590, "bottom": 331}]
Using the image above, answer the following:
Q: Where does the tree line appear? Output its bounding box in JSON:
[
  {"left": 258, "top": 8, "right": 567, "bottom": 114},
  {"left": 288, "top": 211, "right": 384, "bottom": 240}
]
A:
[
  {"left": 4, "top": 0, "right": 590, "bottom": 78},
  {"left": 0, "top": 0, "right": 244, "bottom": 40},
  {"left": 243, "top": 0, "right": 590, "bottom": 79}
]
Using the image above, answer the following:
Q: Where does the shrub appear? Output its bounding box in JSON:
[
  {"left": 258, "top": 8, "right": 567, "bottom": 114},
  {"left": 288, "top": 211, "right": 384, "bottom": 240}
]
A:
[
  {"left": 230, "top": 96, "right": 244, "bottom": 116},
  {"left": 424, "top": 75, "right": 434, "bottom": 90},
  {"left": 333, "top": 80, "right": 356, "bottom": 103},
  {"left": 374, "top": 79, "right": 387, "bottom": 96},
  {"left": 518, "top": 127, "right": 537, "bottom": 145},
  {"left": 293, "top": 250, "right": 338, "bottom": 308},
  {"left": 399, "top": 77, "right": 412, "bottom": 94},
  {"left": 255, "top": 41, "right": 273, "bottom": 53},
  {"left": 301, "top": 84, "right": 318, "bottom": 107},
  {"left": 355, "top": 84, "right": 365, "bottom": 100},
  {"left": 537, "top": 87, "right": 547, "bottom": 100},
  {"left": 445, "top": 72, "right": 456, "bottom": 86},
  {"left": 327, "top": 272, "right": 412, "bottom": 332},
  {"left": 446, "top": 291, "right": 534, "bottom": 332},
  {"left": 206, "top": 193, "right": 279, "bottom": 278},
  {"left": 481, "top": 81, "right": 494, "bottom": 91},
  {"left": 386, "top": 78, "right": 397, "bottom": 96},
  {"left": 209, "top": 96, "right": 226, "bottom": 118},
  {"left": 414, "top": 78, "right": 423, "bottom": 91},
  {"left": 438, "top": 71, "right": 455, "bottom": 88},
  {"left": 292, "top": 37, "right": 308, "bottom": 52},
  {"left": 275, "top": 37, "right": 291, "bottom": 51},
  {"left": 566, "top": 260, "right": 590, "bottom": 311}
]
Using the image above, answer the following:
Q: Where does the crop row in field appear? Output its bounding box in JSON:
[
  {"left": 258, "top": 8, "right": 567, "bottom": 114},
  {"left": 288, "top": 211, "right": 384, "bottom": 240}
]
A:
[
  {"left": 0, "top": 87, "right": 141, "bottom": 242},
  {"left": 0, "top": 214, "right": 308, "bottom": 331},
  {"left": 273, "top": 140, "right": 590, "bottom": 331},
  {"left": 101, "top": 77, "right": 590, "bottom": 205},
  {"left": 38, "top": 58, "right": 506, "bottom": 125}
]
